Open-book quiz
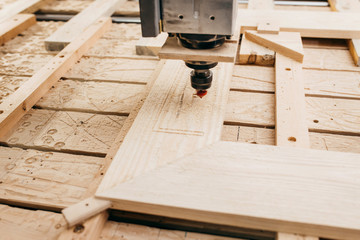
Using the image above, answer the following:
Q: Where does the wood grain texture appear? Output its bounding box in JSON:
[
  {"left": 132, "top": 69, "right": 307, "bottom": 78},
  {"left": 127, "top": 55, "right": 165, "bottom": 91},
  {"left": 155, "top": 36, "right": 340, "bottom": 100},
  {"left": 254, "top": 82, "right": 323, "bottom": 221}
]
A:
[
  {"left": 0, "top": 0, "right": 52, "bottom": 23},
  {"left": 225, "top": 91, "right": 360, "bottom": 135},
  {"left": 245, "top": 31, "right": 304, "bottom": 63},
  {"left": 1, "top": 109, "right": 126, "bottom": 156},
  {"left": 247, "top": 0, "right": 274, "bottom": 10},
  {"left": 238, "top": 35, "right": 275, "bottom": 66},
  {"left": 221, "top": 125, "right": 360, "bottom": 154},
  {"left": 0, "top": 204, "right": 66, "bottom": 239},
  {"left": 0, "top": 18, "right": 112, "bottom": 139},
  {"left": 97, "top": 141, "right": 360, "bottom": 240},
  {"left": 239, "top": 9, "right": 360, "bottom": 39},
  {"left": 0, "top": 146, "right": 103, "bottom": 209},
  {"left": 45, "top": 0, "right": 125, "bottom": 51},
  {"left": 275, "top": 54, "right": 309, "bottom": 147},
  {"left": 0, "top": 14, "right": 36, "bottom": 46},
  {"left": 96, "top": 60, "right": 233, "bottom": 193}
]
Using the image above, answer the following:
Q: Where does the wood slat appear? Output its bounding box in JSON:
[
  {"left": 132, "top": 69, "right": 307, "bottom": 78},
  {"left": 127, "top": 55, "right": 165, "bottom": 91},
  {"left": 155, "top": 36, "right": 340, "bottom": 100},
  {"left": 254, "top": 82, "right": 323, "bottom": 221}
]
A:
[
  {"left": 0, "top": 14, "right": 36, "bottom": 46},
  {"left": 45, "top": 0, "right": 126, "bottom": 51},
  {"left": 0, "top": 18, "right": 112, "bottom": 139}
]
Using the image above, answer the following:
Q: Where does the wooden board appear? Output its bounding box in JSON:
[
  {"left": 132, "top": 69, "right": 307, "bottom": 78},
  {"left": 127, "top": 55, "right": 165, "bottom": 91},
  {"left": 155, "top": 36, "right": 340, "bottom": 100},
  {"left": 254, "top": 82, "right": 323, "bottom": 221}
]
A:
[
  {"left": 136, "top": 33, "right": 168, "bottom": 56},
  {"left": 0, "top": 14, "right": 36, "bottom": 46},
  {"left": 159, "top": 37, "right": 238, "bottom": 63},
  {"left": 97, "top": 141, "right": 360, "bottom": 240},
  {"left": 45, "top": 0, "right": 125, "bottom": 51},
  {"left": 0, "top": 0, "right": 52, "bottom": 23},
  {"left": 238, "top": 35, "right": 275, "bottom": 66},
  {"left": 239, "top": 9, "right": 360, "bottom": 39},
  {"left": 0, "top": 17, "right": 112, "bottom": 139},
  {"left": 0, "top": 204, "right": 66, "bottom": 239},
  {"left": 96, "top": 60, "right": 233, "bottom": 193}
]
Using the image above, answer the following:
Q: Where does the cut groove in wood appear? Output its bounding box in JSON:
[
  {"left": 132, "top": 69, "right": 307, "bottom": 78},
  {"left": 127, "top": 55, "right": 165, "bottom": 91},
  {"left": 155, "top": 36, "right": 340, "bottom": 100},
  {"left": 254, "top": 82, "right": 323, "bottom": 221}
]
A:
[
  {"left": 45, "top": 0, "right": 125, "bottom": 51},
  {"left": 0, "top": 17, "right": 112, "bottom": 140}
]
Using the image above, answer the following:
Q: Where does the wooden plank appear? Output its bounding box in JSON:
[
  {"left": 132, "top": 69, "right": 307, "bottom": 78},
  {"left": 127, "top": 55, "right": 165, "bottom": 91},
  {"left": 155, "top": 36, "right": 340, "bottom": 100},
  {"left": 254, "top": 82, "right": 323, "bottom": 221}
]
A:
[
  {"left": 328, "top": 0, "right": 360, "bottom": 66},
  {"left": 36, "top": 80, "right": 145, "bottom": 115},
  {"left": 0, "top": 204, "right": 66, "bottom": 239},
  {"left": 45, "top": 0, "right": 125, "bottom": 51},
  {"left": 248, "top": 0, "right": 274, "bottom": 9},
  {"left": 136, "top": 33, "right": 168, "bottom": 56},
  {"left": 96, "top": 59, "right": 233, "bottom": 193},
  {"left": 0, "top": 17, "right": 112, "bottom": 139},
  {"left": 221, "top": 125, "right": 360, "bottom": 154},
  {"left": 97, "top": 141, "right": 360, "bottom": 240},
  {"left": 225, "top": 92, "right": 360, "bottom": 135},
  {"left": 231, "top": 65, "right": 360, "bottom": 100},
  {"left": 1, "top": 109, "right": 126, "bottom": 156},
  {"left": 275, "top": 54, "right": 309, "bottom": 147},
  {"left": 277, "top": 233, "right": 318, "bottom": 240},
  {"left": 245, "top": 31, "right": 304, "bottom": 63},
  {"left": 159, "top": 37, "right": 238, "bottom": 63},
  {"left": 0, "top": 0, "right": 52, "bottom": 23},
  {"left": 58, "top": 211, "right": 108, "bottom": 240},
  {"left": 238, "top": 9, "right": 360, "bottom": 39},
  {"left": 238, "top": 35, "right": 275, "bottom": 66},
  {"left": 0, "top": 146, "right": 103, "bottom": 209},
  {"left": 0, "top": 14, "right": 36, "bottom": 46}
]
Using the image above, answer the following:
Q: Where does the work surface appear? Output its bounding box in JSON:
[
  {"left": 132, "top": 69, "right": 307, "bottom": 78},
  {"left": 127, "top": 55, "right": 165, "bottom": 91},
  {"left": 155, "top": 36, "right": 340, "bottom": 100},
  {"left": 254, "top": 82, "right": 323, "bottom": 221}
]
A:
[{"left": 0, "top": 0, "right": 359, "bottom": 239}]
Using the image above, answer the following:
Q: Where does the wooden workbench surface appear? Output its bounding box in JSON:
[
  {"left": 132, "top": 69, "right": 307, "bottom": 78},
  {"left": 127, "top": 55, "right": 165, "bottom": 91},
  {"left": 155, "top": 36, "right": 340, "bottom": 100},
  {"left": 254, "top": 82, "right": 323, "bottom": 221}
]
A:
[{"left": 0, "top": 1, "right": 359, "bottom": 239}]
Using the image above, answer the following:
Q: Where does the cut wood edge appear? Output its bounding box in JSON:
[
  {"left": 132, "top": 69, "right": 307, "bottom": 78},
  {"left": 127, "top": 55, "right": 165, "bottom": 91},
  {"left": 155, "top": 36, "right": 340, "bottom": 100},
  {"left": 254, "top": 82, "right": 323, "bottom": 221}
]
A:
[
  {"left": 96, "top": 141, "right": 360, "bottom": 240},
  {"left": 348, "top": 39, "right": 360, "bottom": 67},
  {"left": 136, "top": 33, "right": 168, "bottom": 56},
  {"left": 0, "top": 17, "right": 112, "bottom": 139},
  {"left": 61, "top": 197, "right": 112, "bottom": 227},
  {"left": 245, "top": 30, "right": 304, "bottom": 63},
  {"left": 0, "top": 14, "right": 36, "bottom": 46}
]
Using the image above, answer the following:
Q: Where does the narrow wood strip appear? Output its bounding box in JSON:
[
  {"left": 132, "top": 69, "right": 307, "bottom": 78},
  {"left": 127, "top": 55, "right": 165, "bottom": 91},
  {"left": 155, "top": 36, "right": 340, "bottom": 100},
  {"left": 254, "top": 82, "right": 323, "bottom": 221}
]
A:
[
  {"left": 0, "top": 0, "right": 52, "bottom": 23},
  {"left": 275, "top": 54, "right": 309, "bottom": 147},
  {"left": 45, "top": 0, "right": 125, "bottom": 51},
  {"left": 0, "top": 14, "right": 36, "bottom": 46},
  {"left": 0, "top": 17, "right": 112, "bottom": 140}
]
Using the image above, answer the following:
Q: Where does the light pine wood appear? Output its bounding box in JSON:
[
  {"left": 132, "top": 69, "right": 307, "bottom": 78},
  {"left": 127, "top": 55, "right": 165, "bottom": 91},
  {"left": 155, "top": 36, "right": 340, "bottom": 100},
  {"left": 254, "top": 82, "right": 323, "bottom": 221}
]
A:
[
  {"left": 239, "top": 9, "right": 360, "bottom": 39},
  {"left": 159, "top": 37, "right": 238, "bottom": 63},
  {"left": 277, "top": 233, "right": 318, "bottom": 240},
  {"left": 0, "top": 0, "right": 52, "bottom": 23},
  {"left": 238, "top": 35, "right": 275, "bottom": 66},
  {"left": 245, "top": 31, "right": 304, "bottom": 63},
  {"left": 96, "top": 60, "right": 233, "bottom": 193},
  {"left": 257, "top": 22, "right": 280, "bottom": 34},
  {"left": 45, "top": 0, "right": 125, "bottom": 51},
  {"left": 247, "top": 0, "right": 274, "bottom": 9},
  {"left": 58, "top": 211, "right": 108, "bottom": 240},
  {"left": 136, "top": 32, "right": 168, "bottom": 56},
  {"left": 221, "top": 125, "right": 360, "bottom": 154},
  {"left": 0, "top": 17, "right": 112, "bottom": 139},
  {"left": 0, "top": 145, "right": 104, "bottom": 209},
  {"left": 275, "top": 54, "right": 309, "bottom": 147},
  {"left": 97, "top": 141, "right": 360, "bottom": 240},
  {"left": 0, "top": 14, "right": 36, "bottom": 46},
  {"left": 328, "top": 0, "right": 360, "bottom": 66}
]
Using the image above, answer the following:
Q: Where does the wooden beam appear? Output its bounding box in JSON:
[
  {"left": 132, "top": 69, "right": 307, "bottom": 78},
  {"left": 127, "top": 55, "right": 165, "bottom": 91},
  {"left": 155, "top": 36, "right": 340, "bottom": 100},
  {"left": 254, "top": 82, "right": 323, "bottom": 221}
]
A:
[
  {"left": 0, "top": 0, "right": 52, "bottom": 23},
  {"left": 97, "top": 141, "right": 360, "bottom": 240},
  {"left": 239, "top": 9, "right": 360, "bottom": 39},
  {"left": 0, "top": 17, "right": 112, "bottom": 140},
  {"left": 0, "top": 14, "right": 36, "bottom": 46},
  {"left": 275, "top": 53, "right": 309, "bottom": 147},
  {"left": 245, "top": 31, "right": 304, "bottom": 63},
  {"left": 328, "top": 0, "right": 360, "bottom": 66},
  {"left": 45, "top": 0, "right": 125, "bottom": 51}
]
